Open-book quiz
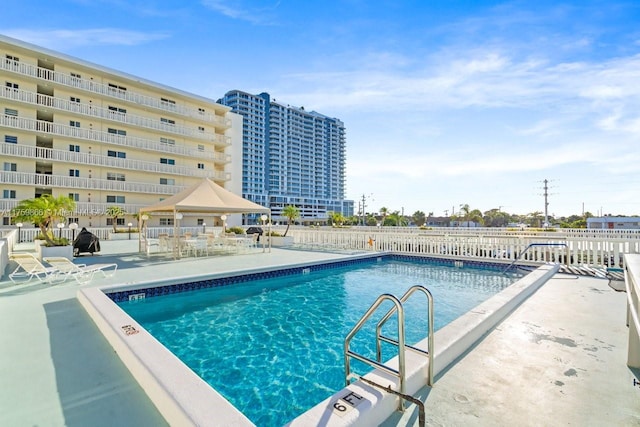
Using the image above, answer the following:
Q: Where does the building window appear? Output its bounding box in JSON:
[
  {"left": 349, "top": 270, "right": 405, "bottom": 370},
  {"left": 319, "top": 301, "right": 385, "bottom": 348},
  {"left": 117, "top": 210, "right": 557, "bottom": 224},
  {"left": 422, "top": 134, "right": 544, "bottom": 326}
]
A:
[
  {"left": 6, "top": 55, "right": 19, "bottom": 63},
  {"left": 198, "top": 144, "right": 205, "bottom": 151},
  {"left": 107, "top": 218, "right": 126, "bottom": 226},
  {"left": 160, "top": 137, "right": 175, "bottom": 145},
  {"left": 69, "top": 144, "right": 80, "bottom": 152},
  {"left": 160, "top": 117, "right": 175, "bottom": 125},
  {"left": 67, "top": 217, "right": 79, "bottom": 224},
  {"left": 4, "top": 108, "right": 18, "bottom": 116},
  {"left": 69, "top": 169, "right": 80, "bottom": 177},
  {"left": 160, "top": 97, "right": 176, "bottom": 106},
  {"left": 198, "top": 107, "right": 205, "bottom": 114},
  {"left": 107, "top": 172, "right": 125, "bottom": 181},
  {"left": 197, "top": 218, "right": 204, "bottom": 225},
  {"left": 5, "top": 82, "right": 18, "bottom": 90},
  {"left": 159, "top": 218, "right": 174, "bottom": 226},
  {"left": 4, "top": 135, "right": 17, "bottom": 144},
  {"left": 160, "top": 178, "right": 175, "bottom": 185},
  {"left": 69, "top": 120, "right": 80, "bottom": 128},
  {"left": 107, "top": 150, "right": 126, "bottom": 159},
  {"left": 70, "top": 96, "right": 81, "bottom": 103},
  {"left": 108, "top": 106, "right": 127, "bottom": 114},
  {"left": 106, "top": 195, "right": 125, "bottom": 203},
  {"left": 4, "top": 162, "right": 17, "bottom": 172},
  {"left": 2, "top": 189, "right": 16, "bottom": 199},
  {"left": 198, "top": 126, "right": 205, "bottom": 132},
  {"left": 70, "top": 72, "right": 81, "bottom": 84},
  {"left": 160, "top": 158, "right": 175, "bottom": 165},
  {"left": 108, "top": 83, "right": 127, "bottom": 92},
  {"left": 107, "top": 128, "right": 127, "bottom": 136},
  {"left": 197, "top": 163, "right": 204, "bottom": 169},
  {"left": 68, "top": 193, "right": 79, "bottom": 201}
]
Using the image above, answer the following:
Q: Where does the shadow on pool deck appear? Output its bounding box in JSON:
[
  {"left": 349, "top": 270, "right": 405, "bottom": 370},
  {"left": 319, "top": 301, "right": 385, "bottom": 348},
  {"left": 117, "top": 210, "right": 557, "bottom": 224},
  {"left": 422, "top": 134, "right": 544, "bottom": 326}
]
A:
[{"left": 43, "top": 298, "right": 168, "bottom": 427}]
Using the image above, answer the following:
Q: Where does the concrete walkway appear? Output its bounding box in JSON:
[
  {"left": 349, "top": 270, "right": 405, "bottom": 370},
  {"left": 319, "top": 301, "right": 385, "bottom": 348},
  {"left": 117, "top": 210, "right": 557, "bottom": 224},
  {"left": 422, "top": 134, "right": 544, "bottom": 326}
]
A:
[
  {"left": 0, "top": 241, "right": 354, "bottom": 427},
  {"left": 1, "top": 241, "right": 639, "bottom": 426},
  {"left": 383, "top": 273, "right": 640, "bottom": 426}
]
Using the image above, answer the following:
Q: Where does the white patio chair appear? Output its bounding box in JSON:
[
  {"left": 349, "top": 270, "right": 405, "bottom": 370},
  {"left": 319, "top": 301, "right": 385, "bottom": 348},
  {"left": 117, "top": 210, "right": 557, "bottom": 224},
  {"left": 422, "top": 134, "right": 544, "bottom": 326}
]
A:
[
  {"left": 44, "top": 257, "right": 117, "bottom": 284},
  {"left": 9, "top": 253, "right": 60, "bottom": 284}
]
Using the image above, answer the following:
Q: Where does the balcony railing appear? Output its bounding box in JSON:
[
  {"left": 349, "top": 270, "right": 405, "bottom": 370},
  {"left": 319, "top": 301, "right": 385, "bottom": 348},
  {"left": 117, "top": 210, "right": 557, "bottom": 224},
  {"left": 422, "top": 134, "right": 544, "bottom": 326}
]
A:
[
  {"left": 1, "top": 142, "right": 228, "bottom": 179},
  {"left": 0, "top": 114, "right": 232, "bottom": 159},
  {"left": 0, "top": 87, "right": 225, "bottom": 141},
  {"left": 1, "top": 58, "right": 232, "bottom": 128},
  {"left": 0, "top": 170, "right": 185, "bottom": 195}
]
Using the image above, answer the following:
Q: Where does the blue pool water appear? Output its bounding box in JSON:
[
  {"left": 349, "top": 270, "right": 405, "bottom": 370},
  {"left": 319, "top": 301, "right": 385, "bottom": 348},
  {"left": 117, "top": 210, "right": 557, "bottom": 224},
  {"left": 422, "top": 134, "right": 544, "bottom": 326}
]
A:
[{"left": 117, "top": 258, "right": 521, "bottom": 426}]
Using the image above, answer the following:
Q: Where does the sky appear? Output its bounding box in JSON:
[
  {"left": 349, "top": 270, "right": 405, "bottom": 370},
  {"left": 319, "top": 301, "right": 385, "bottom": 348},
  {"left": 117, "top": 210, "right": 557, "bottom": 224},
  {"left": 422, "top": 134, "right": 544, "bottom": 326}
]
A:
[{"left": 4, "top": 0, "right": 640, "bottom": 218}]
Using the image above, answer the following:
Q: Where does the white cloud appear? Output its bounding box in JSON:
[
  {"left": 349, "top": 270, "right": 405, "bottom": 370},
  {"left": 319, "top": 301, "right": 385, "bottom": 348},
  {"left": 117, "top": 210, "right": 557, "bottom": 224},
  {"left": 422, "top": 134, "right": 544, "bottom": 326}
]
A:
[{"left": 200, "top": 0, "right": 280, "bottom": 25}]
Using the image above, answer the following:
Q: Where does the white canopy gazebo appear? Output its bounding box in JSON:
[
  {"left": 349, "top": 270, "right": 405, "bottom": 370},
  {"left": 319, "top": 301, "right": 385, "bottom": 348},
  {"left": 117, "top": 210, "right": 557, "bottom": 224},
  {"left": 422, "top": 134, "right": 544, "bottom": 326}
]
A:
[{"left": 138, "top": 178, "right": 270, "bottom": 256}]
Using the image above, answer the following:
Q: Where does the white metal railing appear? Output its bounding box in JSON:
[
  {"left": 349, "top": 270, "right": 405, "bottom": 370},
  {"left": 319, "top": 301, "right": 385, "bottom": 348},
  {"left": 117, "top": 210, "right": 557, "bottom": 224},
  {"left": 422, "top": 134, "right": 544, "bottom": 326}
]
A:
[
  {"left": 0, "top": 142, "right": 225, "bottom": 178},
  {"left": 9, "top": 226, "right": 210, "bottom": 243},
  {"left": 3, "top": 222, "right": 640, "bottom": 269},
  {"left": 0, "top": 87, "right": 224, "bottom": 141},
  {"left": 289, "top": 228, "right": 640, "bottom": 268},
  {"left": 625, "top": 254, "right": 640, "bottom": 368},
  {"left": 0, "top": 170, "right": 184, "bottom": 194},
  {"left": 1, "top": 58, "right": 232, "bottom": 127},
  {"left": 0, "top": 114, "right": 231, "bottom": 158}
]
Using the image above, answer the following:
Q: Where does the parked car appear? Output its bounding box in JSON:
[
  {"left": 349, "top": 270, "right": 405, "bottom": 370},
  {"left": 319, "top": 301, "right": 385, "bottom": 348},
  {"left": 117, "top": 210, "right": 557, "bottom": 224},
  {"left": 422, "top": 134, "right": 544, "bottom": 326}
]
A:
[{"left": 246, "top": 226, "right": 263, "bottom": 242}]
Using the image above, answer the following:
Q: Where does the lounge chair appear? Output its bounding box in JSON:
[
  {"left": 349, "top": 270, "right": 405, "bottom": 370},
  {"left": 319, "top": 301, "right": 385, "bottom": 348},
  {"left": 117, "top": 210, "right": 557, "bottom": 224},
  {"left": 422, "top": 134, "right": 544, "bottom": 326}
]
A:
[
  {"left": 9, "top": 253, "right": 61, "bottom": 283},
  {"left": 43, "top": 257, "right": 117, "bottom": 284}
]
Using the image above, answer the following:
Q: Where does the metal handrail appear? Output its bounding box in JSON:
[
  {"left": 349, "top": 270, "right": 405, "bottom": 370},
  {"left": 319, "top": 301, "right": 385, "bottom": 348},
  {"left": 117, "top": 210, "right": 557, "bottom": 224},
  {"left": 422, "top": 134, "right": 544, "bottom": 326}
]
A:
[
  {"left": 501, "top": 242, "right": 569, "bottom": 274},
  {"left": 344, "top": 293, "right": 407, "bottom": 411},
  {"left": 376, "top": 285, "right": 434, "bottom": 386}
]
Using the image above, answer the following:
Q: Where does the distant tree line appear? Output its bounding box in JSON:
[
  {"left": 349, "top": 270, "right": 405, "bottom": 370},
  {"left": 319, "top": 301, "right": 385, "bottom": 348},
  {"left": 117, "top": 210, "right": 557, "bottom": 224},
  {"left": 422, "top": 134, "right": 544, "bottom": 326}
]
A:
[{"left": 327, "top": 204, "right": 629, "bottom": 228}]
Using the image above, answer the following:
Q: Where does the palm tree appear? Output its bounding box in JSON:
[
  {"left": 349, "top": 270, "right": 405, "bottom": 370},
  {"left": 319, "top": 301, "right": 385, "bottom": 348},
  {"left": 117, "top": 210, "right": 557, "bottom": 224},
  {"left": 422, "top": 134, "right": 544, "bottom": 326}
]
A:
[
  {"left": 468, "top": 209, "right": 484, "bottom": 227},
  {"left": 106, "top": 206, "right": 127, "bottom": 232},
  {"left": 379, "top": 207, "right": 389, "bottom": 226},
  {"left": 281, "top": 205, "right": 300, "bottom": 236},
  {"left": 14, "top": 195, "right": 76, "bottom": 246},
  {"left": 459, "top": 204, "right": 471, "bottom": 227},
  {"left": 328, "top": 211, "right": 346, "bottom": 227},
  {"left": 412, "top": 210, "right": 426, "bottom": 226}
]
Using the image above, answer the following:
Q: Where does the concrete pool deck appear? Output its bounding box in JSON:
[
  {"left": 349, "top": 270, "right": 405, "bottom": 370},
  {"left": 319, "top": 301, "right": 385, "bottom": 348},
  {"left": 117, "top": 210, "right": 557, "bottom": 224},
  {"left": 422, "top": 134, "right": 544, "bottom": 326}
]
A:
[{"left": 1, "top": 241, "right": 638, "bottom": 426}]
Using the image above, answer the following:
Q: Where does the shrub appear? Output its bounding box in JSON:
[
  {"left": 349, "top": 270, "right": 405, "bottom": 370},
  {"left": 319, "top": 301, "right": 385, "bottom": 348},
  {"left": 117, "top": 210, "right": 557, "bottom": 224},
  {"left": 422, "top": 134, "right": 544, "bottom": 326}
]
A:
[
  {"left": 114, "top": 228, "right": 139, "bottom": 233},
  {"left": 227, "top": 226, "right": 245, "bottom": 235},
  {"left": 43, "top": 237, "right": 69, "bottom": 247}
]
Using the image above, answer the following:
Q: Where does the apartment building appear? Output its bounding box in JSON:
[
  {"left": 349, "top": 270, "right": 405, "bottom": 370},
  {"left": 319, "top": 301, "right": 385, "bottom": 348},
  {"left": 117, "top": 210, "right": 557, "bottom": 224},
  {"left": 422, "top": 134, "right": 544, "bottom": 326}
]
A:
[
  {"left": 218, "top": 90, "right": 353, "bottom": 224},
  {"left": 0, "top": 35, "right": 241, "bottom": 228}
]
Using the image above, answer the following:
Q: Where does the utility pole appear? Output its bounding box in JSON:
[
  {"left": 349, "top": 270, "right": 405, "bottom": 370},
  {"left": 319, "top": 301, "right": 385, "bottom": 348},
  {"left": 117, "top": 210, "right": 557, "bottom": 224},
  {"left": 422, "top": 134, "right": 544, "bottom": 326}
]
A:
[
  {"left": 542, "top": 179, "right": 550, "bottom": 227},
  {"left": 360, "top": 193, "right": 373, "bottom": 226}
]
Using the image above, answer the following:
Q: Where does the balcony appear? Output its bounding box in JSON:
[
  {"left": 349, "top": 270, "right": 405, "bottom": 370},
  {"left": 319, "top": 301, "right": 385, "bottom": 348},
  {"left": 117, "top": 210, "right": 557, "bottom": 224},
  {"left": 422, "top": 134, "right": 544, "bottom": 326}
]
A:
[
  {"left": 1, "top": 58, "right": 232, "bottom": 129},
  {"left": 0, "top": 87, "right": 226, "bottom": 142},
  {"left": 1, "top": 142, "right": 229, "bottom": 179},
  {"left": 0, "top": 114, "right": 232, "bottom": 159},
  {"left": 0, "top": 170, "right": 185, "bottom": 195}
]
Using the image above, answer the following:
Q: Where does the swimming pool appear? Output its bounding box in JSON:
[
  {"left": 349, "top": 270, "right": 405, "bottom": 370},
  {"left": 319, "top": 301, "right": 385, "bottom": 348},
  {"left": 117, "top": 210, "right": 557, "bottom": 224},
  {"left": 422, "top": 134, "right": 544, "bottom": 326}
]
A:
[{"left": 114, "top": 256, "right": 522, "bottom": 426}]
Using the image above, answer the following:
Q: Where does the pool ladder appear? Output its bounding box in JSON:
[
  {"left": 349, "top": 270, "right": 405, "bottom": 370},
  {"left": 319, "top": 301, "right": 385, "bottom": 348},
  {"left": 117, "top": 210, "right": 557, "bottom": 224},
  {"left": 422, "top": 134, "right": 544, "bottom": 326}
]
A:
[{"left": 344, "top": 285, "right": 434, "bottom": 417}]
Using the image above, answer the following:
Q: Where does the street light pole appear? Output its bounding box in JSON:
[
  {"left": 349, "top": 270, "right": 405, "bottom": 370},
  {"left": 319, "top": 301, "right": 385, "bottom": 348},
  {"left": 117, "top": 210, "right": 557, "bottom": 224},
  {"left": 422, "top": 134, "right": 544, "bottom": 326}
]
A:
[
  {"left": 16, "top": 222, "right": 23, "bottom": 243},
  {"left": 69, "top": 223, "right": 78, "bottom": 241}
]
